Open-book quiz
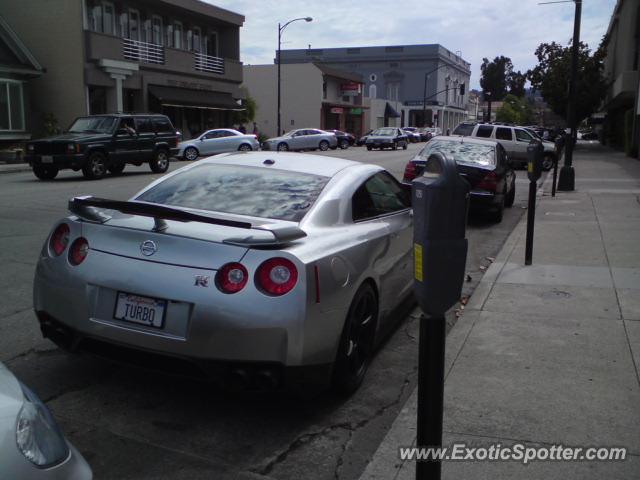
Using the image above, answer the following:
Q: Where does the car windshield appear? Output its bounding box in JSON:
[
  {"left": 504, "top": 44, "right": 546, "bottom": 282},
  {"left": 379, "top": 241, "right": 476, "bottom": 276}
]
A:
[
  {"left": 68, "top": 116, "right": 118, "bottom": 133},
  {"left": 136, "top": 164, "right": 330, "bottom": 222},
  {"left": 373, "top": 128, "right": 396, "bottom": 137},
  {"left": 419, "top": 140, "right": 496, "bottom": 167}
]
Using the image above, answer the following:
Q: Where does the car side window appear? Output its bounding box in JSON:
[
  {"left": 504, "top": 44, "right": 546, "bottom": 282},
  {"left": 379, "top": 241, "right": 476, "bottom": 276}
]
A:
[
  {"left": 476, "top": 125, "right": 493, "bottom": 138},
  {"left": 117, "top": 117, "right": 136, "bottom": 135},
  {"left": 217, "top": 131, "right": 233, "bottom": 138},
  {"left": 153, "top": 117, "right": 174, "bottom": 133},
  {"left": 352, "top": 172, "right": 410, "bottom": 222},
  {"left": 135, "top": 118, "right": 154, "bottom": 134},
  {"left": 496, "top": 127, "right": 513, "bottom": 141},
  {"left": 204, "top": 131, "right": 219, "bottom": 140},
  {"left": 515, "top": 129, "right": 533, "bottom": 142}
]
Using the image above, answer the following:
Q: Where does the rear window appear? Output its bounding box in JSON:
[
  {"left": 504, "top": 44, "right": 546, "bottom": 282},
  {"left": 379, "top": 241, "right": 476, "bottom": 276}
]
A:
[
  {"left": 453, "top": 123, "right": 475, "bottom": 136},
  {"left": 476, "top": 125, "right": 493, "bottom": 138},
  {"left": 136, "top": 164, "right": 330, "bottom": 222},
  {"left": 372, "top": 128, "right": 396, "bottom": 136},
  {"left": 153, "top": 117, "right": 174, "bottom": 133},
  {"left": 418, "top": 139, "right": 496, "bottom": 167}
]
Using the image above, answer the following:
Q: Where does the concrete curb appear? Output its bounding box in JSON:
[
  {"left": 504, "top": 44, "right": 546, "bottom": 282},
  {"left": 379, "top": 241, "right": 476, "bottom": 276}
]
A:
[{"left": 0, "top": 164, "right": 30, "bottom": 175}]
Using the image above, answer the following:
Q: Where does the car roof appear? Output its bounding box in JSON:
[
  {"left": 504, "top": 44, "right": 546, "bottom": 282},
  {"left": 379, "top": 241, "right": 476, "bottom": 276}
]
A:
[
  {"left": 206, "top": 128, "right": 241, "bottom": 134},
  {"left": 431, "top": 135, "right": 498, "bottom": 147},
  {"left": 197, "top": 151, "right": 361, "bottom": 177}
]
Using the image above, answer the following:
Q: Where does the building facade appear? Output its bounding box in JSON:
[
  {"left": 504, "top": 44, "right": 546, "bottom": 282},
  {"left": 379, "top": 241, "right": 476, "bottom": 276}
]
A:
[
  {"left": 278, "top": 44, "right": 471, "bottom": 132},
  {"left": 601, "top": 0, "right": 639, "bottom": 157},
  {"left": 243, "top": 63, "right": 366, "bottom": 138},
  {"left": 0, "top": 0, "right": 245, "bottom": 139},
  {"left": 0, "top": 15, "right": 44, "bottom": 151}
]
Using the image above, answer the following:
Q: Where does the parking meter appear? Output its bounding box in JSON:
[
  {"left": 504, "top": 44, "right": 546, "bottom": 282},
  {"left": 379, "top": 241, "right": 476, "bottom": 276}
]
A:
[
  {"left": 412, "top": 152, "right": 470, "bottom": 315},
  {"left": 411, "top": 152, "right": 469, "bottom": 480},
  {"left": 527, "top": 140, "right": 544, "bottom": 182}
]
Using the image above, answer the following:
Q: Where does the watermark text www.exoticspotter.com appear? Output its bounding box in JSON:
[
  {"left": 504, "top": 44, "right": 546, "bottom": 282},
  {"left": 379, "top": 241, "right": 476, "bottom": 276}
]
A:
[{"left": 398, "top": 444, "right": 627, "bottom": 464}]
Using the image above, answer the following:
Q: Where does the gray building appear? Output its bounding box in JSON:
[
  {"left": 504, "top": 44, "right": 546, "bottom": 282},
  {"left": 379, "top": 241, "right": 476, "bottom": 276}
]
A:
[
  {"left": 601, "top": 0, "right": 639, "bottom": 157},
  {"left": 0, "top": 0, "right": 245, "bottom": 139},
  {"left": 278, "top": 44, "right": 471, "bottom": 132}
]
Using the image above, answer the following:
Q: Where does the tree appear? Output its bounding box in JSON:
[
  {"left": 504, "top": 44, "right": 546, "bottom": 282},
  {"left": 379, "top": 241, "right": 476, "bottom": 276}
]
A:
[
  {"left": 495, "top": 94, "right": 534, "bottom": 125},
  {"left": 232, "top": 87, "right": 257, "bottom": 126},
  {"left": 480, "top": 56, "right": 528, "bottom": 100},
  {"left": 527, "top": 41, "right": 606, "bottom": 125}
]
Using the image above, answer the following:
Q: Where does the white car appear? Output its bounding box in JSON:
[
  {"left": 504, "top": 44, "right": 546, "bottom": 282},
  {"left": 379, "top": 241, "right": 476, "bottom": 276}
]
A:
[
  {"left": 262, "top": 129, "right": 338, "bottom": 152},
  {"left": 0, "top": 362, "right": 92, "bottom": 479},
  {"left": 177, "top": 129, "right": 260, "bottom": 161}
]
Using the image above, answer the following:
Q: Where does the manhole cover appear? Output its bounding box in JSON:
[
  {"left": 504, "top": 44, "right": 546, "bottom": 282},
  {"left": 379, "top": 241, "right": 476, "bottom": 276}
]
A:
[{"left": 541, "top": 289, "right": 572, "bottom": 299}]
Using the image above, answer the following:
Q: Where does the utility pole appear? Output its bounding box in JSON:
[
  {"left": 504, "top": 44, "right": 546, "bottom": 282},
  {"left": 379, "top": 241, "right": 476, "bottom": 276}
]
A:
[{"left": 557, "top": 0, "right": 582, "bottom": 191}]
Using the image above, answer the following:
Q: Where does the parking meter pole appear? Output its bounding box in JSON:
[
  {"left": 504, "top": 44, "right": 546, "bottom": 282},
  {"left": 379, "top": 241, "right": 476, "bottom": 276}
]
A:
[
  {"left": 416, "top": 314, "right": 446, "bottom": 480},
  {"left": 551, "top": 157, "right": 559, "bottom": 197},
  {"left": 525, "top": 180, "right": 537, "bottom": 266}
]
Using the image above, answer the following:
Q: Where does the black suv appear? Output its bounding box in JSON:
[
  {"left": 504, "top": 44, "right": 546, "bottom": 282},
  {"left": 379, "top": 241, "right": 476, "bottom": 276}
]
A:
[{"left": 26, "top": 114, "right": 179, "bottom": 180}]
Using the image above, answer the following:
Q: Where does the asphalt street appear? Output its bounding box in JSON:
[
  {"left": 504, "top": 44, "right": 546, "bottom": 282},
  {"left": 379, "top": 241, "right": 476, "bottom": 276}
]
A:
[{"left": 0, "top": 143, "right": 543, "bottom": 479}]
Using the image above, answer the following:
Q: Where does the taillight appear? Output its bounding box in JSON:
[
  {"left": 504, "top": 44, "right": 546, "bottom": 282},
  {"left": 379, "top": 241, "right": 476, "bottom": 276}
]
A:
[
  {"left": 68, "top": 237, "right": 89, "bottom": 265},
  {"left": 216, "top": 262, "right": 248, "bottom": 294},
  {"left": 403, "top": 162, "right": 418, "bottom": 182},
  {"left": 477, "top": 171, "right": 499, "bottom": 191},
  {"left": 256, "top": 258, "right": 298, "bottom": 296},
  {"left": 49, "top": 224, "right": 70, "bottom": 256}
]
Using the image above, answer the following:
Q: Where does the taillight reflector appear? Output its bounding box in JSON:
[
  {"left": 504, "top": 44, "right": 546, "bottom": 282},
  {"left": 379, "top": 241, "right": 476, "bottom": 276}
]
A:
[
  {"left": 68, "top": 237, "right": 89, "bottom": 265},
  {"left": 49, "top": 224, "right": 70, "bottom": 256},
  {"left": 477, "top": 171, "right": 499, "bottom": 191},
  {"left": 256, "top": 258, "right": 298, "bottom": 296},
  {"left": 216, "top": 263, "right": 248, "bottom": 294},
  {"left": 403, "top": 162, "right": 418, "bottom": 182}
]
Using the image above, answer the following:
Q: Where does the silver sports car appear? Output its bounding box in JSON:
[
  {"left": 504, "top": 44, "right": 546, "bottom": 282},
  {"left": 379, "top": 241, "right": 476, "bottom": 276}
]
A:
[
  {"left": 0, "top": 362, "right": 92, "bottom": 479},
  {"left": 33, "top": 152, "right": 413, "bottom": 393},
  {"left": 176, "top": 129, "right": 260, "bottom": 161},
  {"left": 262, "top": 129, "right": 338, "bottom": 152}
]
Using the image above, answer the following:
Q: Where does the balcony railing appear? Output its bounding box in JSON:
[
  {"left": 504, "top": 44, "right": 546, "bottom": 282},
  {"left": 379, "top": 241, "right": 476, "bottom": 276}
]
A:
[
  {"left": 123, "top": 38, "right": 165, "bottom": 65},
  {"left": 194, "top": 52, "right": 225, "bottom": 74}
]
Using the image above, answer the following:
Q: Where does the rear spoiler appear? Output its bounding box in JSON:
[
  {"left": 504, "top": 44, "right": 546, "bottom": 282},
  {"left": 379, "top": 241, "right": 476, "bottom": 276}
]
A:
[{"left": 68, "top": 196, "right": 306, "bottom": 245}]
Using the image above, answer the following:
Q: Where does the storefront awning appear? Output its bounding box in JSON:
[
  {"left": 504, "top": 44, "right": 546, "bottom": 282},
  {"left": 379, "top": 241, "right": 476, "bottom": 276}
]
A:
[
  {"left": 148, "top": 85, "right": 244, "bottom": 111},
  {"left": 385, "top": 102, "right": 401, "bottom": 118}
]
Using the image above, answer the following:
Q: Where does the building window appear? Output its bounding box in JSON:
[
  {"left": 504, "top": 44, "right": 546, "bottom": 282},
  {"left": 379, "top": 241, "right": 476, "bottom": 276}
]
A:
[
  {"left": 342, "top": 95, "right": 351, "bottom": 103},
  {"left": 151, "top": 15, "right": 163, "bottom": 45},
  {"left": 205, "top": 31, "right": 218, "bottom": 56},
  {"left": 128, "top": 9, "right": 140, "bottom": 41},
  {"left": 0, "top": 81, "right": 25, "bottom": 131},
  {"left": 386, "top": 82, "right": 399, "bottom": 101},
  {"left": 118, "top": 12, "right": 128, "bottom": 38},
  {"left": 143, "top": 19, "right": 152, "bottom": 43},
  {"left": 174, "top": 21, "right": 183, "bottom": 49},
  {"left": 90, "top": 3, "right": 102, "bottom": 32},
  {"left": 192, "top": 26, "right": 201, "bottom": 52},
  {"left": 102, "top": 2, "right": 115, "bottom": 34},
  {"left": 166, "top": 24, "right": 173, "bottom": 47},
  {"left": 369, "top": 84, "right": 377, "bottom": 99},
  {"left": 322, "top": 81, "right": 327, "bottom": 100}
]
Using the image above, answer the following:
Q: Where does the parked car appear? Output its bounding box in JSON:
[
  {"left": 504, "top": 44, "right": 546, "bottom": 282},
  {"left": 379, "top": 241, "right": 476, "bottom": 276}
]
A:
[
  {"left": 451, "top": 122, "right": 557, "bottom": 170},
  {"left": 325, "top": 130, "right": 355, "bottom": 149},
  {"left": 177, "top": 129, "right": 260, "bottom": 160},
  {"left": 0, "top": 362, "right": 92, "bottom": 479},
  {"left": 402, "top": 136, "right": 515, "bottom": 222},
  {"left": 402, "top": 127, "right": 422, "bottom": 143},
  {"left": 357, "top": 129, "right": 373, "bottom": 146},
  {"left": 365, "top": 127, "right": 409, "bottom": 150},
  {"left": 33, "top": 152, "right": 414, "bottom": 394},
  {"left": 417, "top": 128, "right": 433, "bottom": 142},
  {"left": 25, "top": 114, "right": 180, "bottom": 180},
  {"left": 262, "top": 129, "right": 338, "bottom": 152}
]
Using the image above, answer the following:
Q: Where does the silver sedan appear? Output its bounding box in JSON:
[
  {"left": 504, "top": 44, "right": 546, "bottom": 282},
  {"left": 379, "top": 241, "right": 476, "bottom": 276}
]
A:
[
  {"left": 33, "top": 152, "right": 413, "bottom": 393},
  {"left": 262, "top": 128, "right": 338, "bottom": 152},
  {"left": 0, "top": 362, "right": 92, "bottom": 479},
  {"left": 176, "top": 129, "right": 260, "bottom": 160}
]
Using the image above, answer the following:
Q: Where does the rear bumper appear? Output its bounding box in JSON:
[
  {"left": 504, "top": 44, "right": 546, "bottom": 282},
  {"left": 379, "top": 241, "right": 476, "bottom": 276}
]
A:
[
  {"left": 25, "top": 153, "right": 85, "bottom": 169},
  {"left": 469, "top": 190, "right": 503, "bottom": 209}
]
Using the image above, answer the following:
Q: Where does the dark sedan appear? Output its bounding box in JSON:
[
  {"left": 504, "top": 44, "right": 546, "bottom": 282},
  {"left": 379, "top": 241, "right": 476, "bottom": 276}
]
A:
[
  {"left": 402, "top": 136, "right": 516, "bottom": 222},
  {"left": 365, "top": 127, "right": 409, "bottom": 151},
  {"left": 325, "top": 130, "right": 356, "bottom": 149},
  {"left": 357, "top": 129, "right": 373, "bottom": 146}
]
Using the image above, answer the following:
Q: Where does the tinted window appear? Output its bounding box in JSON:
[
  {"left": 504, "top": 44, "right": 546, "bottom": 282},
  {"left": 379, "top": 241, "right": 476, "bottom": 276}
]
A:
[
  {"left": 135, "top": 117, "right": 154, "bottom": 133},
  {"left": 217, "top": 131, "right": 234, "bottom": 138},
  {"left": 153, "top": 117, "right": 174, "bottom": 133},
  {"left": 68, "top": 116, "right": 117, "bottom": 133},
  {"left": 453, "top": 123, "right": 474, "bottom": 136},
  {"left": 203, "top": 131, "right": 221, "bottom": 140},
  {"left": 308, "top": 130, "right": 323, "bottom": 135},
  {"left": 476, "top": 125, "right": 493, "bottom": 138},
  {"left": 372, "top": 128, "right": 396, "bottom": 137},
  {"left": 352, "top": 172, "right": 409, "bottom": 221},
  {"left": 496, "top": 127, "right": 513, "bottom": 141},
  {"left": 515, "top": 129, "right": 533, "bottom": 142},
  {"left": 418, "top": 139, "right": 496, "bottom": 167},
  {"left": 137, "top": 164, "right": 330, "bottom": 222}
]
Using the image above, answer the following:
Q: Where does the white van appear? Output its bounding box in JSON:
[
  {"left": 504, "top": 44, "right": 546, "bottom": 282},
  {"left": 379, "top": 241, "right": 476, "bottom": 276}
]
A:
[{"left": 452, "top": 123, "right": 557, "bottom": 170}]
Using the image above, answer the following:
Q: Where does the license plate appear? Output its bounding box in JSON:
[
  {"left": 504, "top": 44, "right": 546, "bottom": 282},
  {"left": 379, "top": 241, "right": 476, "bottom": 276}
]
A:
[
  {"left": 41, "top": 155, "right": 53, "bottom": 163},
  {"left": 114, "top": 292, "right": 167, "bottom": 328}
]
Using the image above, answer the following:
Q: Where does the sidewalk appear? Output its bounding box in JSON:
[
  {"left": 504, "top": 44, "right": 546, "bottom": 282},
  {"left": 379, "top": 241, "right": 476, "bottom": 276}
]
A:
[{"left": 360, "top": 145, "right": 640, "bottom": 479}]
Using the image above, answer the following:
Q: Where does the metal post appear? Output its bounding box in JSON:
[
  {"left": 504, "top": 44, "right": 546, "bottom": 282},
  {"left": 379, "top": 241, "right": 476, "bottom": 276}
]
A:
[
  {"left": 557, "top": 0, "right": 582, "bottom": 191},
  {"left": 416, "top": 314, "right": 446, "bottom": 480},
  {"left": 525, "top": 180, "right": 537, "bottom": 266},
  {"left": 422, "top": 73, "right": 428, "bottom": 128},
  {"left": 551, "top": 156, "right": 559, "bottom": 197},
  {"left": 277, "top": 23, "right": 281, "bottom": 136}
]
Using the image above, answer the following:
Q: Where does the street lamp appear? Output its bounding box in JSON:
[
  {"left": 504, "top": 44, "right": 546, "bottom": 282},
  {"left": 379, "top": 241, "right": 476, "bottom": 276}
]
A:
[
  {"left": 484, "top": 91, "right": 492, "bottom": 122},
  {"left": 277, "top": 17, "right": 312, "bottom": 136}
]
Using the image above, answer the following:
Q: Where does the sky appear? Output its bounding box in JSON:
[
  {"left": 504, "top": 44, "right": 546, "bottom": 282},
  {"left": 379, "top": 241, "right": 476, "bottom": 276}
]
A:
[{"left": 208, "top": 0, "right": 617, "bottom": 90}]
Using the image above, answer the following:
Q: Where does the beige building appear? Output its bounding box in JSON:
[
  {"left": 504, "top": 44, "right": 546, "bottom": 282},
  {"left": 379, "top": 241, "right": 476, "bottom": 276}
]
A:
[
  {"left": 601, "top": 0, "right": 639, "bottom": 156},
  {"left": 243, "top": 63, "right": 366, "bottom": 138},
  {"left": 0, "top": 0, "right": 245, "bottom": 138}
]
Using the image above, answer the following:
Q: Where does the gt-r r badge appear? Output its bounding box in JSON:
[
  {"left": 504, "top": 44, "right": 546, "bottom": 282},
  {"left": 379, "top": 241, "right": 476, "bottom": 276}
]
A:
[
  {"left": 140, "top": 240, "right": 158, "bottom": 256},
  {"left": 194, "top": 275, "right": 210, "bottom": 287}
]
